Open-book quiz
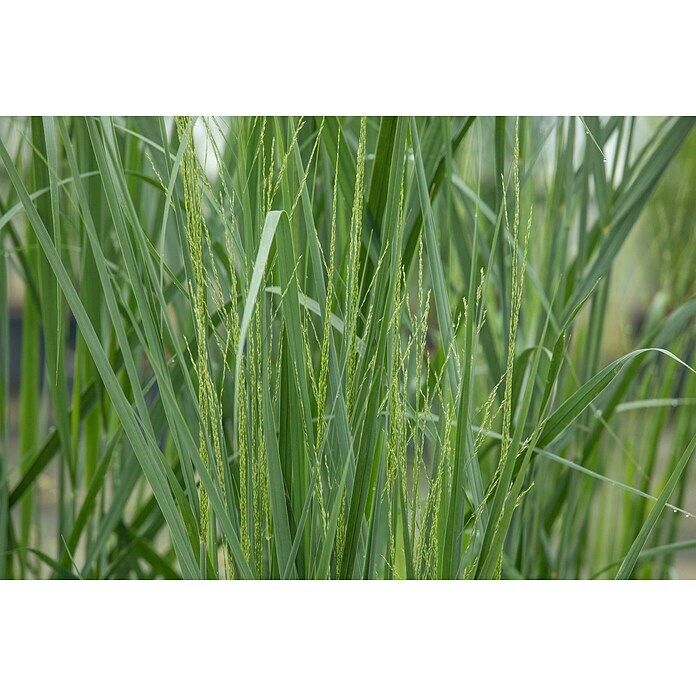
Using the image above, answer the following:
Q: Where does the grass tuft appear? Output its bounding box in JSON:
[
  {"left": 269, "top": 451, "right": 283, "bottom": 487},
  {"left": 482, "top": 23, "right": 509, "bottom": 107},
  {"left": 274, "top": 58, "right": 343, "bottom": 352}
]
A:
[{"left": 1, "top": 116, "right": 696, "bottom": 579}]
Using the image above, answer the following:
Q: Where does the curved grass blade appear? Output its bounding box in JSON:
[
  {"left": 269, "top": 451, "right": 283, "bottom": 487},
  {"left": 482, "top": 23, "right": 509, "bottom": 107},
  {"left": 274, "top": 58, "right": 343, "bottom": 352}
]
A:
[{"left": 616, "top": 432, "right": 696, "bottom": 579}]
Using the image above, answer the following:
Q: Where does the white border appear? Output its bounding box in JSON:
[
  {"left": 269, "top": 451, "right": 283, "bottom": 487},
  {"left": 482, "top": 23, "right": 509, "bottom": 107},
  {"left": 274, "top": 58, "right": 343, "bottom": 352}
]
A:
[
  {"left": 2, "top": 1, "right": 694, "bottom": 114},
  {"left": 2, "top": 581, "right": 694, "bottom": 694}
]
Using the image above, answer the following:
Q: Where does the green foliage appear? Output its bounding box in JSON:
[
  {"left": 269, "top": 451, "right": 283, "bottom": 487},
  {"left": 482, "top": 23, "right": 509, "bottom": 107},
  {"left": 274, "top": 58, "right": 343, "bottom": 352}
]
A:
[{"left": 1, "top": 116, "right": 695, "bottom": 579}]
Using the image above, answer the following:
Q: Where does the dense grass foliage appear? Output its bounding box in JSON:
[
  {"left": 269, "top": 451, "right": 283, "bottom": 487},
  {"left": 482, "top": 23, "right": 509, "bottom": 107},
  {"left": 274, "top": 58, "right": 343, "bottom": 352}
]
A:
[{"left": 1, "top": 116, "right": 696, "bottom": 579}]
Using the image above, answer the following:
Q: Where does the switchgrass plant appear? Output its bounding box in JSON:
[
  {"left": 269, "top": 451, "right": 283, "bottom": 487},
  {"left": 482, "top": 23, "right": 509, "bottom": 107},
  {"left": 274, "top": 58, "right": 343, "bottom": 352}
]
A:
[{"left": 1, "top": 116, "right": 695, "bottom": 579}]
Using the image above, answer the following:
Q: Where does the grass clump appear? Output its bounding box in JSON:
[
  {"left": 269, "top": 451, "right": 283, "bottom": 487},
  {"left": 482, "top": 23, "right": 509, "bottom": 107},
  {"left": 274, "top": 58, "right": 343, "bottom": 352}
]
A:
[{"left": 1, "top": 115, "right": 696, "bottom": 579}]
